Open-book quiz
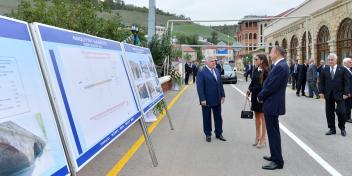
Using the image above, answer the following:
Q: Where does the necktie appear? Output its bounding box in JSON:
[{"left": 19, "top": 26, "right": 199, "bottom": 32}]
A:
[
  {"left": 330, "top": 66, "right": 335, "bottom": 79},
  {"left": 212, "top": 69, "right": 217, "bottom": 81}
]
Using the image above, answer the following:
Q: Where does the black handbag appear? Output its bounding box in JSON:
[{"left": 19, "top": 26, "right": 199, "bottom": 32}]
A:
[{"left": 241, "top": 98, "right": 253, "bottom": 119}]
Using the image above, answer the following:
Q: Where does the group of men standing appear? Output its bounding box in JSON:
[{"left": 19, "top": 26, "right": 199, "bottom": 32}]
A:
[
  {"left": 290, "top": 54, "right": 352, "bottom": 136},
  {"left": 185, "top": 61, "right": 198, "bottom": 85}
]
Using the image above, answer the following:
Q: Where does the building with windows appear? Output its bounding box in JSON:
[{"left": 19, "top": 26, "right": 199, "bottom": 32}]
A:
[
  {"left": 264, "top": 0, "right": 352, "bottom": 64},
  {"left": 236, "top": 15, "right": 271, "bottom": 59}
]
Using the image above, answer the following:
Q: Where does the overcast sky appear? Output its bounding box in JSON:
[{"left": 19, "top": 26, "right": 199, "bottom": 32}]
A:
[{"left": 123, "top": 0, "right": 306, "bottom": 25}]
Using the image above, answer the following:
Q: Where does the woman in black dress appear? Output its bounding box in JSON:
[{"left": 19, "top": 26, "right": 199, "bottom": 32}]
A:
[{"left": 246, "top": 54, "right": 269, "bottom": 148}]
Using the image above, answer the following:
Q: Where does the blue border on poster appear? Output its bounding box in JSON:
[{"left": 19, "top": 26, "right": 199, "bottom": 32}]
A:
[
  {"left": 49, "top": 49, "right": 142, "bottom": 167},
  {"left": 52, "top": 166, "right": 69, "bottom": 176},
  {"left": 0, "top": 18, "right": 30, "bottom": 41},
  {"left": 38, "top": 25, "right": 121, "bottom": 50}
]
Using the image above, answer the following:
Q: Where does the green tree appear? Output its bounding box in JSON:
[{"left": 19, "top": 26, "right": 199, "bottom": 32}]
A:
[{"left": 210, "top": 31, "right": 218, "bottom": 44}]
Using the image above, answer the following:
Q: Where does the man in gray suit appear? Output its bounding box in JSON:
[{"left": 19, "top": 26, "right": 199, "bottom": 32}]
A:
[{"left": 307, "top": 59, "right": 320, "bottom": 99}]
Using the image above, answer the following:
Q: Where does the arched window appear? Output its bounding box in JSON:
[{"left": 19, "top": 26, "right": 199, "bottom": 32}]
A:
[
  {"left": 245, "top": 33, "right": 248, "bottom": 40},
  {"left": 275, "top": 41, "right": 279, "bottom": 46},
  {"left": 337, "top": 18, "right": 352, "bottom": 64},
  {"left": 254, "top": 33, "right": 257, "bottom": 39},
  {"left": 290, "top": 35, "right": 298, "bottom": 60},
  {"left": 317, "top": 25, "right": 330, "bottom": 64},
  {"left": 249, "top": 33, "right": 252, "bottom": 39},
  {"left": 282, "top": 38, "right": 287, "bottom": 50},
  {"left": 301, "top": 32, "right": 312, "bottom": 63}
]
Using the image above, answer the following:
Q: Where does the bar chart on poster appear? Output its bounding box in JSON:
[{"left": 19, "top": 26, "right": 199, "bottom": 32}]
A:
[
  {"left": 31, "top": 23, "right": 141, "bottom": 169},
  {"left": 0, "top": 17, "right": 69, "bottom": 176},
  {"left": 123, "top": 44, "right": 164, "bottom": 113}
]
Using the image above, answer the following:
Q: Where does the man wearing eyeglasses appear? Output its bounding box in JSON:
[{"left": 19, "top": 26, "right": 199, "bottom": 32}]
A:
[{"left": 319, "top": 53, "right": 350, "bottom": 136}]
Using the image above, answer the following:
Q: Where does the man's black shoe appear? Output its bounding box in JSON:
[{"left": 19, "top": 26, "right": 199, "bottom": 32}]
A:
[
  {"left": 206, "top": 136, "right": 211, "bottom": 142},
  {"left": 296, "top": 93, "right": 300, "bottom": 97},
  {"left": 346, "top": 119, "right": 352, "bottom": 123},
  {"left": 316, "top": 95, "right": 320, "bottom": 99},
  {"left": 325, "top": 130, "right": 336, "bottom": 135},
  {"left": 263, "top": 156, "right": 272, "bottom": 161},
  {"left": 306, "top": 96, "right": 313, "bottom": 98},
  {"left": 216, "top": 135, "right": 227, "bottom": 141},
  {"left": 341, "top": 130, "right": 347, "bottom": 136},
  {"left": 262, "top": 162, "right": 283, "bottom": 170}
]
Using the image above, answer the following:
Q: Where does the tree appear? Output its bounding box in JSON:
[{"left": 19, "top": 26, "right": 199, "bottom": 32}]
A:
[{"left": 210, "top": 31, "right": 219, "bottom": 44}]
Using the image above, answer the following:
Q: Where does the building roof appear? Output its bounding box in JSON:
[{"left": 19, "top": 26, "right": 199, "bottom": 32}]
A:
[
  {"left": 182, "top": 46, "right": 196, "bottom": 52},
  {"left": 275, "top": 8, "right": 295, "bottom": 17}
]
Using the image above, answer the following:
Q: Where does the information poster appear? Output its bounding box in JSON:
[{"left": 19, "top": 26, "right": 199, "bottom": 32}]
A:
[
  {"left": 122, "top": 44, "right": 164, "bottom": 113},
  {"left": 32, "top": 23, "right": 141, "bottom": 169},
  {"left": 0, "top": 17, "right": 69, "bottom": 176}
]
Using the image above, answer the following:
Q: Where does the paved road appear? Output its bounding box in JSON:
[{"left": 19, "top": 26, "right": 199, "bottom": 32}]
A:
[{"left": 80, "top": 74, "right": 352, "bottom": 176}]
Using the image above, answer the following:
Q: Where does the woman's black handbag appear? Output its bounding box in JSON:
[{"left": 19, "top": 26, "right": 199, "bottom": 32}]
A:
[{"left": 241, "top": 98, "right": 253, "bottom": 119}]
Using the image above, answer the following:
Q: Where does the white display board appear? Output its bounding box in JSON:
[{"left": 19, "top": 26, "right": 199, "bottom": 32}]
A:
[
  {"left": 0, "top": 17, "right": 69, "bottom": 176},
  {"left": 31, "top": 23, "right": 141, "bottom": 169},
  {"left": 122, "top": 44, "right": 164, "bottom": 113}
]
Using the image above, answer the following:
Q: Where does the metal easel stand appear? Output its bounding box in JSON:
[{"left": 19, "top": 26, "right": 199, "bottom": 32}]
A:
[
  {"left": 138, "top": 113, "right": 158, "bottom": 167},
  {"left": 162, "top": 99, "right": 174, "bottom": 130}
]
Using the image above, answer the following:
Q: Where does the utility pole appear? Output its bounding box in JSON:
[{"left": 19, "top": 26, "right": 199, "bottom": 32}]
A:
[{"left": 147, "top": 0, "right": 156, "bottom": 43}]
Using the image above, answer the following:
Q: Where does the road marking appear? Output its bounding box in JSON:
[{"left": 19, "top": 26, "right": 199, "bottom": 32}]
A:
[
  {"left": 231, "top": 84, "right": 342, "bottom": 176},
  {"left": 107, "top": 85, "right": 189, "bottom": 176}
]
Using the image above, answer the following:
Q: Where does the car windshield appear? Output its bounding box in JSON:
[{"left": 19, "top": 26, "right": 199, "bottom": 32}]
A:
[{"left": 223, "top": 65, "right": 233, "bottom": 71}]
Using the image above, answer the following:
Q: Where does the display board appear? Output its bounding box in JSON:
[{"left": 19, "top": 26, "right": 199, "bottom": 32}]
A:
[
  {"left": 31, "top": 23, "right": 141, "bottom": 169},
  {"left": 0, "top": 17, "right": 69, "bottom": 176},
  {"left": 122, "top": 44, "right": 164, "bottom": 113}
]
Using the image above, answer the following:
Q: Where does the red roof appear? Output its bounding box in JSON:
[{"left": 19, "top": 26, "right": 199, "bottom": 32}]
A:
[{"left": 182, "top": 46, "right": 196, "bottom": 52}]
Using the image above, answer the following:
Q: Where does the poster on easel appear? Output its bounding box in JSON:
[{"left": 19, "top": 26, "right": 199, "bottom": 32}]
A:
[
  {"left": 30, "top": 23, "right": 141, "bottom": 170},
  {"left": 0, "top": 16, "right": 69, "bottom": 176},
  {"left": 122, "top": 44, "right": 164, "bottom": 113}
]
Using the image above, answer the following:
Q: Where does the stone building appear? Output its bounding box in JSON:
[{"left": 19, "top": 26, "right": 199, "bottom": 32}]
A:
[{"left": 264, "top": 0, "right": 352, "bottom": 65}]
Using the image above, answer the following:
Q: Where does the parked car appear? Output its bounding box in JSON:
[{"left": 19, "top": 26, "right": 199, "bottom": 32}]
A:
[{"left": 221, "top": 64, "right": 237, "bottom": 84}]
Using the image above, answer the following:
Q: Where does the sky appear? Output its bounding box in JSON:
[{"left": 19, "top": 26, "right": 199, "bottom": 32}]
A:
[{"left": 122, "top": 0, "right": 306, "bottom": 25}]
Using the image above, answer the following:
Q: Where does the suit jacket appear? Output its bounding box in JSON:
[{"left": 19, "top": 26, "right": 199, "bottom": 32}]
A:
[
  {"left": 319, "top": 65, "right": 350, "bottom": 101},
  {"left": 192, "top": 64, "right": 198, "bottom": 75},
  {"left": 258, "top": 59, "right": 289, "bottom": 116},
  {"left": 196, "top": 67, "right": 225, "bottom": 106},
  {"left": 307, "top": 64, "right": 318, "bottom": 82},
  {"left": 249, "top": 67, "right": 268, "bottom": 94},
  {"left": 297, "top": 64, "right": 308, "bottom": 81},
  {"left": 185, "top": 63, "right": 192, "bottom": 73}
]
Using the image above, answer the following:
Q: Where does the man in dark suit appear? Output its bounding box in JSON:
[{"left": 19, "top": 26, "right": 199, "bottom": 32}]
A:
[
  {"left": 185, "top": 62, "right": 192, "bottom": 85},
  {"left": 258, "top": 45, "right": 289, "bottom": 170},
  {"left": 319, "top": 53, "right": 350, "bottom": 136},
  {"left": 196, "top": 57, "right": 226, "bottom": 142},
  {"left": 192, "top": 61, "right": 198, "bottom": 83},
  {"left": 307, "top": 59, "right": 320, "bottom": 99},
  {"left": 290, "top": 60, "right": 299, "bottom": 90},
  {"left": 342, "top": 58, "right": 352, "bottom": 123},
  {"left": 296, "top": 60, "right": 308, "bottom": 96},
  {"left": 244, "top": 63, "right": 253, "bottom": 82}
]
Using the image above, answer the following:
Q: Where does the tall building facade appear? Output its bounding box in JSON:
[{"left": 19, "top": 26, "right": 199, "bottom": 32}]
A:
[{"left": 264, "top": 0, "right": 352, "bottom": 64}]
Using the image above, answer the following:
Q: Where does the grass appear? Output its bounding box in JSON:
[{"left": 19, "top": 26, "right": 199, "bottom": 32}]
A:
[{"left": 172, "top": 23, "right": 235, "bottom": 44}]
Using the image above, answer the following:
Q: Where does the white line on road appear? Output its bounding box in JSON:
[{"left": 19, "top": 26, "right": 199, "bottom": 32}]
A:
[{"left": 230, "top": 84, "right": 342, "bottom": 176}]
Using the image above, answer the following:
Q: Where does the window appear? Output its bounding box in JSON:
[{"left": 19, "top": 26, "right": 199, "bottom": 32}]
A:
[
  {"left": 317, "top": 25, "right": 330, "bottom": 64},
  {"left": 290, "top": 35, "right": 298, "bottom": 60},
  {"left": 337, "top": 18, "right": 352, "bottom": 64}
]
